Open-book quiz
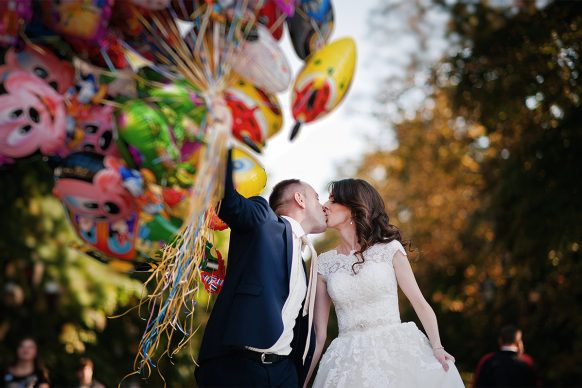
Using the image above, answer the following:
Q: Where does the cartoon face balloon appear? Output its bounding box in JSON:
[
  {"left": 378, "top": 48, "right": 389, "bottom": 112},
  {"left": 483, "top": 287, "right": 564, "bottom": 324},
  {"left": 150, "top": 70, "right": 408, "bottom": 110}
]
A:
[
  {"left": 69, "top": 105, "right": 119, "bottom": 157},
  {"left": 4, "top": 45, "right": 75, "bottom": 94},
  {"left": 225, "top": 78, "right": 283, "bottom": 152},
  {"left": 290, "top": 37, "right": 356, "bottom": 139},
  {"left": 40, "top": 0, "right": 114, "bottom": 43},
  {"left": 0, "top": 70, "right": 66, "bottom": 159},
  {"left": 53, "top": 153, "right": 140, "bottom": 222}
]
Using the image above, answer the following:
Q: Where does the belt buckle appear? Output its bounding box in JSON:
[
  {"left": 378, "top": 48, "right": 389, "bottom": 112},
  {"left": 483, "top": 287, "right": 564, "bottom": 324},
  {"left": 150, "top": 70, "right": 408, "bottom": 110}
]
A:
[{"left": 260, "top": 353, "right": 273, "bottom": 365}]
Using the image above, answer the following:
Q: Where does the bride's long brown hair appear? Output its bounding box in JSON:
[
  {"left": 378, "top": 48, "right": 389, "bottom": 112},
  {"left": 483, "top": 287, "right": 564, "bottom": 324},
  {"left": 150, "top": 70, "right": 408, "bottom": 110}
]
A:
[{"left": 329, "top": 179, "right": 411, "bottom": 274}]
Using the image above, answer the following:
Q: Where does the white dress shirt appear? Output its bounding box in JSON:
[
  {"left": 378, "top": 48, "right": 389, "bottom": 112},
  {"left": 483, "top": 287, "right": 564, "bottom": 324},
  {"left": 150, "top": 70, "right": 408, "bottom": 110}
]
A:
[{"left": 247, "top": 215, "right": 307, "bottom": 355}]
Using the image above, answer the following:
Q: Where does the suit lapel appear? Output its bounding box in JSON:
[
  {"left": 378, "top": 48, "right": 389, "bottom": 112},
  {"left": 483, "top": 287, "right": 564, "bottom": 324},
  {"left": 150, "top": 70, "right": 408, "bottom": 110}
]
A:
[{"left": 281, "top": 217, "right": 293, "bottom": 278}]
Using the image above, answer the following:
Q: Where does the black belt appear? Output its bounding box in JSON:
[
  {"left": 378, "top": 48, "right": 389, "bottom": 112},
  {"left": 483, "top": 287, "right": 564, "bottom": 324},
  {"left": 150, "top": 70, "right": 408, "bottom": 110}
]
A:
[{"left": 233, "top": 348, "right": 288, "bottom": 365}]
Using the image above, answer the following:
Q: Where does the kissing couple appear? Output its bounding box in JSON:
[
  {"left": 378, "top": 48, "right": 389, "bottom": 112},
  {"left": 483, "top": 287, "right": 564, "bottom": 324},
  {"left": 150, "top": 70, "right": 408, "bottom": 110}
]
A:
[{"left": 195, "top": 150, "right": 464, "bottom": 387}]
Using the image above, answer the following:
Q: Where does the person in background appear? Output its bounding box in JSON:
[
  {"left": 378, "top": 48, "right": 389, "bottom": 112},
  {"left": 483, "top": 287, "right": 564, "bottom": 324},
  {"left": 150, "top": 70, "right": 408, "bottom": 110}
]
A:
[
  {"left": 473, "top": 325, "right": 537, "bottom": 387},
  {"left": 76, "top": 358, "right": 104, "bottom": 388},
  {"left": 1, "top": 337, "right": 49, "bottom": 388}
]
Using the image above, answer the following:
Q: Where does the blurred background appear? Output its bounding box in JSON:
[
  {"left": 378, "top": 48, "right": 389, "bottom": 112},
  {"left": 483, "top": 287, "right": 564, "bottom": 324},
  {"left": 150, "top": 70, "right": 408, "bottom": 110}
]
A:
[{"left": 2, "top": 0, "right": 581, "bottom": 386}]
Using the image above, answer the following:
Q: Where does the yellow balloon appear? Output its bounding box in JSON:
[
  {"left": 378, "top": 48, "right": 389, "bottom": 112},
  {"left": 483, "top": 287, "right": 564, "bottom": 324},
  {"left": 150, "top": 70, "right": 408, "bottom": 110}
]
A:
[
  {"left": 290, "top": 37, "right": 357, "bottom": 139},
  {"left": 232, "top": 147, "right": 267, "bottom": 197},
  {"left": 226, "top": 77, "right": 284, "bottom": 151}
]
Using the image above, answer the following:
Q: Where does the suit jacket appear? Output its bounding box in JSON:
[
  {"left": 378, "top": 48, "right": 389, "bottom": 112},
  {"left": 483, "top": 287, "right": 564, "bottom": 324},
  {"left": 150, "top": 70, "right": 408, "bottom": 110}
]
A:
[
  {"left": 473, "top": 350, "right": 537, "bottom": 387},
  {"left": 197, "top": 150, "right": 315, "bottom": 383}
]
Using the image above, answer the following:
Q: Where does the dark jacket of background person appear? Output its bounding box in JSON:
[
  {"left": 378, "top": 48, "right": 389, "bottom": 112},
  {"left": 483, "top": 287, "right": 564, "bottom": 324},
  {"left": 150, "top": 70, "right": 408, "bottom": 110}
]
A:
[{"left": 473, "top": 326, "right": 537, "bottom": 387}]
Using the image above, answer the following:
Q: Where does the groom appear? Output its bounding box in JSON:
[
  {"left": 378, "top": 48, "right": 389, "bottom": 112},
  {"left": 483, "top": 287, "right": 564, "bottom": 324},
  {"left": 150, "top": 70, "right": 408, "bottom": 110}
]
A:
[{"left": 195, "top": 150, "right": 327, "bottom": 387}]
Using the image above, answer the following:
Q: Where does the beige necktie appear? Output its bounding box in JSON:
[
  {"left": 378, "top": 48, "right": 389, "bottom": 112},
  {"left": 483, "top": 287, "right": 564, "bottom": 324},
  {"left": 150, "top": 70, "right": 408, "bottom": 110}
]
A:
[{"left": 300, "top": 235, "right": 318, "bottom": 363}]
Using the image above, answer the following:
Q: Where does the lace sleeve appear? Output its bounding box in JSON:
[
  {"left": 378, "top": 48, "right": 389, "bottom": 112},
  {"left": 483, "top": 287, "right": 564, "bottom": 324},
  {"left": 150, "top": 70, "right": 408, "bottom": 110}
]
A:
[
  {"left": 317, "top": 251, "right": 332, "bottom": 279},
  {"left": 386, "top": 240, "right": 407, "bottom": 264}
]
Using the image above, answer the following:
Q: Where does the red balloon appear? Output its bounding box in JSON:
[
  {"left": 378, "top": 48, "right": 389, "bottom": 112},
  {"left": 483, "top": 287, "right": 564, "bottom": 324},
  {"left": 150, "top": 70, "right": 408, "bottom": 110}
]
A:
[{"left": 258, "top": 0, "right": 284, "bottom": 40}]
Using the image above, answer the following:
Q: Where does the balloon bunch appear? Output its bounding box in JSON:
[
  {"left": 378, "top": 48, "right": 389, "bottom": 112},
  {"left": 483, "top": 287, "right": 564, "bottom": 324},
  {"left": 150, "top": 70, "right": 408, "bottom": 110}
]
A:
[{"left": 0, "top": 0, "right": 356, "bottom": 372}]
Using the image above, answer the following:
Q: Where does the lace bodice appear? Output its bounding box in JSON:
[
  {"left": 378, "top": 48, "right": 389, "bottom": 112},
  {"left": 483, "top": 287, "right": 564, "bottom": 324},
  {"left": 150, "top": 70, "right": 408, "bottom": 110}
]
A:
[{"left": 317, "top": 240, "right": 407, "bottom": 335}]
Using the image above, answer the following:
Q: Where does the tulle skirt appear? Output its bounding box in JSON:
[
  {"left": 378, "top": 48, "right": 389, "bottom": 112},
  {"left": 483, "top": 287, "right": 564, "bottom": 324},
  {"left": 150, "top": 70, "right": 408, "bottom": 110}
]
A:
[{"left": 313, "top": 322, "right": 465, "bottom": 388}]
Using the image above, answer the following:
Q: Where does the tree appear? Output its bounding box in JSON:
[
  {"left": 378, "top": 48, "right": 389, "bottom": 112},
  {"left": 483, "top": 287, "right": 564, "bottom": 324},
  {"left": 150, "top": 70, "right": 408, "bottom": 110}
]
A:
[
  {"left": 0, "top": 159, "right": 210, "bottom": 386},
  {"left": 357, "top": 0, "right": 582, "bottom": 384},
  {"left": 440, "top": 1, "right": 582, "bottom": 383}
]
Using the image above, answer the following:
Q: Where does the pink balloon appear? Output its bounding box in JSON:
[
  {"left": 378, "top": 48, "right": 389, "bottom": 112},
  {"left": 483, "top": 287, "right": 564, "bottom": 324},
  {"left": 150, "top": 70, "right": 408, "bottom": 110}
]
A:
[
  {"left": 0, "top": 70, "right": 67, "bottom": 159},
  {"left": 4, "top": 45, "right": 75, "bottom": 94},
  {"left": 65, "top": 105, "right": 120, "bottom": 157},
  {"left": 53, "top": 155, "right": 139, "bottom": 222}
]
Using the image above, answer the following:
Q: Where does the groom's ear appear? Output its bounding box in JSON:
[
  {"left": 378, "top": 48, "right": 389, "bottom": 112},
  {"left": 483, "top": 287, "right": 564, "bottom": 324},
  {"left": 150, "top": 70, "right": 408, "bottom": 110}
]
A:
[{"left": 294, "top": 192, "right": 306, "bottom": 209}]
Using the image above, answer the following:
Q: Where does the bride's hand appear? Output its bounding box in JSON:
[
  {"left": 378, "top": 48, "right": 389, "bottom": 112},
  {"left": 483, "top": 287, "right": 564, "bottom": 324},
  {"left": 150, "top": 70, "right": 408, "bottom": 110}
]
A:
[{"left": 433, "top": 347, "right": 455, "bottom": 371}]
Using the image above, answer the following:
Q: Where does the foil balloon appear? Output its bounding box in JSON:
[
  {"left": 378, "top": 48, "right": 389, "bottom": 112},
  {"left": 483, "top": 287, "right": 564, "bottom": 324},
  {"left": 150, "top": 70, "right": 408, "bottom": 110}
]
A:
[
  {"left": 232, "top": 25, "right": 291, "bottom": 94},
  {"left": 287, "top": 0, "right": 334, "bottom": 60},
  {"left": 116, "top": 100, "right": 180, "bottom": 183},
  {"left": 0, "top": 70, "right": 67, "bottom": 162},
  {"left": 40, "top": 0, "right": 114, "bottom": 44},
  {"left": 0, "top": 0, "right": 33, "bottom": 47},
  {"left": 109, "top": 0, "right": 144, "bottom": 39},
  {"left": 65, "top": 105, "right": 120, "bottom": 157},
  {"left": 207, "top": 144, "right": 269, "bottom": 231},
  {"left": 258, "top": 0, "right": 285, "bottom": 40},
  {"left": 3, "top": 45, "right": 75, "bottom": 94},
  {"left": 290, "top": 37, "right": 356, "bottom": 140},
  {"left": 130, "top": 0, "right": 172, "bottom": 10},
  {"left": 225, "top": 78, "right": 283, "bottom": 153},
  {"left": 147, "top": 80, "right": 207, "bottom": 162},
  {"left": 53, "top": 153, "right": 142, "bottom": 222},
  {"left": 199, "top": 241, "right": 225, "bottom": 294},
  {"left": 53, "top": 152, "right": 144, "bottom": 260},
  {"left": 207, "top": 206, "right": 229, "bottom": 231},
  {"left": 73, "top": 58, "right": 137, "bottom": 100},
  {"left": 69, "top": 32, "right": 128, "bottom": 70},
  {"left": 274, "top": 0, "right": 295, "bottom": 16},
  {"left": 232, "top": 146, "right": 267, "bottom": 197}
]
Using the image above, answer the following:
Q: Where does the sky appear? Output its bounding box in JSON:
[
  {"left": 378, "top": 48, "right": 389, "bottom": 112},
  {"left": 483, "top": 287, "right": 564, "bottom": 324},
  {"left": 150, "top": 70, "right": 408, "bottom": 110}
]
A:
[{"left": 259, "top": 0, "right": 390, "bottom": 200}]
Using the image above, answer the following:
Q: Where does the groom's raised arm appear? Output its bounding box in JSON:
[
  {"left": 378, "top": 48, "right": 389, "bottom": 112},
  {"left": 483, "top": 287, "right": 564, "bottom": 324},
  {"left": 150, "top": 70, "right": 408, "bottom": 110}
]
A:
[{"left": 217, "top": 149, "right": 269, "bottom": 230}]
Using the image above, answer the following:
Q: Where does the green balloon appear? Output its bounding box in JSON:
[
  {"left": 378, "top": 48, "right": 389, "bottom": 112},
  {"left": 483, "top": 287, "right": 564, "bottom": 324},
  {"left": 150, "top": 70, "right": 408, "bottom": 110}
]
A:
[
  {"left": 147, "top": 80, "right": 208, "bottom": 146},
  {"left": 117, "top": 100, "right": 180, "bottom": 183},
  {"left": 141, "top": 214, "right": 181, "bottom": 242}
]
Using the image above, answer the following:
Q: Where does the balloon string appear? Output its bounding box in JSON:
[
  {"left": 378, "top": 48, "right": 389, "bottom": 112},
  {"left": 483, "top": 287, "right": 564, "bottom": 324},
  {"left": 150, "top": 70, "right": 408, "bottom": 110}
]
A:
[{"left": 134, "top": 103, "right": 230, "bottom": 376}]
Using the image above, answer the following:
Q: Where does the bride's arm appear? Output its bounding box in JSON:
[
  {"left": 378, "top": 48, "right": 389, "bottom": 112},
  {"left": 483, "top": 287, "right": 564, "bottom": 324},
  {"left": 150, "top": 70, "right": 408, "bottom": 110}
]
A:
[
  {"left": 393, "top": 251, "right": 455, "bottom": 371},
  {"left": 303, "top": 274, "right": 332, "bottom": 388}
]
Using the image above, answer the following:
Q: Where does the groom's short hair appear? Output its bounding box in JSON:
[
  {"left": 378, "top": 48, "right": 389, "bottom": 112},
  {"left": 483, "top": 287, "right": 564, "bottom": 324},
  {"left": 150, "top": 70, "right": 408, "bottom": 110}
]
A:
[{"left": 269, "top": 179, "right": 302, "bottom": 214}]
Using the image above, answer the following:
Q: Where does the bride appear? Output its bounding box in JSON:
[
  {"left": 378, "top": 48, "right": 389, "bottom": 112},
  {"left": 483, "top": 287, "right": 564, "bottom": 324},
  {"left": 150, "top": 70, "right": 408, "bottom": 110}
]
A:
[{"left": 304, "top": 178, "right": 464, "bottom": 387}]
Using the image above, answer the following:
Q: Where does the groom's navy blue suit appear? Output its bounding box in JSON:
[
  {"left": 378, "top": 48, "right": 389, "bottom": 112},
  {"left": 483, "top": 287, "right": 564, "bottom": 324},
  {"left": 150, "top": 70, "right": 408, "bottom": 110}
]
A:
[{"left": 196, "top": 151, "right": 315, "bottom": 387}]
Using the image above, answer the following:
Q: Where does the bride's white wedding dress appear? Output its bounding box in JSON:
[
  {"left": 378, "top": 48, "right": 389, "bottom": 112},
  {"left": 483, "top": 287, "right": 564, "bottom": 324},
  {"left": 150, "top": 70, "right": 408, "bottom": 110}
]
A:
[{"left": 312, "top": 240, "right": 464, "bottom": 387}]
